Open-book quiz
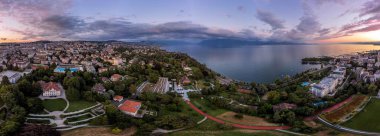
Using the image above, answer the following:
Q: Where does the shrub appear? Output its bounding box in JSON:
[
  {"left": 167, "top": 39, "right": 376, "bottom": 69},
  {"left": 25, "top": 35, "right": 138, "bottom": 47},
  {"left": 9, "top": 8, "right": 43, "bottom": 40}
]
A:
[
  {"left": 111, "top": 127, "right": 122, "bottom": 134},
  {"left": 234, "top": 113, "right": 243, "bottom": 119}
]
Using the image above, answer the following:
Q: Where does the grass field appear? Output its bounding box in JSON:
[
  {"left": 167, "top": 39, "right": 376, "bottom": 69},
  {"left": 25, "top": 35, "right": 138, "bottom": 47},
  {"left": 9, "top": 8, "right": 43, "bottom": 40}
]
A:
[
  {"left": 61, "top": 126, "right": 137, "bottom": 136},
  {"left": 65, "top": 100, "right": 97, "bottom": 113},
  {"left": 180, "top": 101, "right": 204, "bottom": 121},
  {"left": 192, "top": 98, "right": 227, "bottom": 116},
  {"left": 342, "top": 98, "right": 380, "bottom": 132},
  {"left": 43, "top": 99, "right": 67, "bottom": 111},
  {"left": 66, "top": 113, "right": 93, "bottom": 122},
  {"left": 169, "top": 129, "right": 290, "bottom": 136},
  {"left": 217, "top": 112, "right": 277, "bottom": 126}
]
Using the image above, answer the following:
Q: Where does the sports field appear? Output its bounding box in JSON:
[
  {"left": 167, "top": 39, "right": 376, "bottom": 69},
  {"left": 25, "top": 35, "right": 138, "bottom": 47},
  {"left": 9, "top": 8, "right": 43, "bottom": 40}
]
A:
[{"left": 342, "top": 98, "right": 380, "bottom": 132}]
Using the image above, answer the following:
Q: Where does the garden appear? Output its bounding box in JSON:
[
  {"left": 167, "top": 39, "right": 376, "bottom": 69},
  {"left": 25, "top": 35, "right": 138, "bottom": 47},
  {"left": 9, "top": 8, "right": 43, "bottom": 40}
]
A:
[
  {"left": 65, "top": 100, "right": 97, "bottom": 113},
  {"left": 42, "top": 99, "right": 67, "bottom": 112}
]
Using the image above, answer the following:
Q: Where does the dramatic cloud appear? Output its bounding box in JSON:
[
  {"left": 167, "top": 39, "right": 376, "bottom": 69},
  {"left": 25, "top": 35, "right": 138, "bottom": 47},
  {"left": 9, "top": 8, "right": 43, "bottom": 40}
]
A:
[
  {"left": 359, "top": 0, "right": 380, "bottom": 17},
  {"left": 268, "top": 3, "right": 324, "bottom": 42},
  {"left": 314, "top": 0, "right": 345, "bottom": 6},
  {"left": 256, "top": 9, "right": 285, "bottom": 30},
  {"left": 319, "top": 0, "right": 380, "bottom": 40},
  {"left": 296, "top": 14, "right": 321, "bottom": 35},
  {"left": 0, "top": 0, "right": 378, "bottom": 43}
]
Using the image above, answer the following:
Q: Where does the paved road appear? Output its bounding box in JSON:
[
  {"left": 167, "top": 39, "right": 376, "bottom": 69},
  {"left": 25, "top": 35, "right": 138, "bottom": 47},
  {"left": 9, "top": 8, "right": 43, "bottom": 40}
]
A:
[
  {"left": 185, "top": 100, "right": 290, "bottom": 130},
  {"left": 317, "top": 116, "right": 379, "bottom": 136}
]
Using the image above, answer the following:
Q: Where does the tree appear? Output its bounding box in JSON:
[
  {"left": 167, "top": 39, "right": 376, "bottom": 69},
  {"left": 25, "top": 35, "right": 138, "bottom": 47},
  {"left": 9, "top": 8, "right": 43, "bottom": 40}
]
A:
[
  {"left": 83, "top": 72, "right": 94, "bottom": 85},
  {"left": 66, "top": 87, "right": 80, "bottom": 101},
  {"left": 114, "top": 82, "right": 126, "bottom": 95},
  {"left": 18, "top": 80, "right": 33, "bottom": 96},
  {"left": 273, "top": 111, "right": 282, "bottom": 122},
  {"left": 27, "top": 98, "right": 44, "bottom": 113},
  {"left": 129, "top": 84, "right": 137, "bottom": 95},
  {"left": 368, "top": 83, "right": 378, "bottom": 95},
  {"left": 286, "top": 111, "right": 296, "bottom": 125},
  {"left": 31, "top": 82, "right": 42, "bottom": 97},
  {"left": 1, "top": 76, "right": 10, "bottom": 85},
  {"left": 234, "top": 113, "right": 244, "bottom": 119},
  {"left": 16, "top": 124, "right": 60, "bottom": 136},
  {"left": 267, "top": 91, "right": 281, "bottom": 104}
]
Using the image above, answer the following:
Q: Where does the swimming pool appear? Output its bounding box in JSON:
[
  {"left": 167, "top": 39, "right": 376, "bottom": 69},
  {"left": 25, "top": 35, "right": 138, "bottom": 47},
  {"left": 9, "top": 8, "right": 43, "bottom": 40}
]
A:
[{"left": 54, "top": 67, "right": 79, "bottom": 73}]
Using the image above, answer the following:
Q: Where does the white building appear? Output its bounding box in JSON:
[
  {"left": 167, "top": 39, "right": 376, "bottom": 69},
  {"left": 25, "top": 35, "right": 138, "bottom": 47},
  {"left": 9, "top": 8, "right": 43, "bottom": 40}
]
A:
[
  {"left": 310, "top": 77, "right": 339, "bottom": 97},
  {"left": 40, "top": 82, "right": 62, "bottom": 97},
  {"left": 373, "top": 70, "right": 380, "bottom": 82},
  {"left": 0, "top": 71, "right": 22, "bottom": 84},
  {"left": 330, "top": 67, "right": 346, "bottom": 79}
]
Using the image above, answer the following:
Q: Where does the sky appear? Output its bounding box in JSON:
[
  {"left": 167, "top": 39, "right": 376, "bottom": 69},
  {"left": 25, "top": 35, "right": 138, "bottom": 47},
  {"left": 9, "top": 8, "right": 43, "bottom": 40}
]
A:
[{"left": 0, "top": 0, "right": 379, "bottom": 43}]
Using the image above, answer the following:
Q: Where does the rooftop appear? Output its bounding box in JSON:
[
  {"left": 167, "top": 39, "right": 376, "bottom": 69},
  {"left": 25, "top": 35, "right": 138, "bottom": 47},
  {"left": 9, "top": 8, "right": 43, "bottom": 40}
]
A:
[{"left": 118, "top": 100, "right": 142, "bottom": 114}]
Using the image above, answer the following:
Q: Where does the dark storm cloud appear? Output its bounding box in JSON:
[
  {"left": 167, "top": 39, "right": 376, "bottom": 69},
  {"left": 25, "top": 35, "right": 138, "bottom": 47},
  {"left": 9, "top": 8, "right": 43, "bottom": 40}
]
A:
[
  {"left": 28, "top": 17, "right": 258, "bottom": 41},
  {"left": 256, "top": 9, "right": 285, "bottom": 30}
]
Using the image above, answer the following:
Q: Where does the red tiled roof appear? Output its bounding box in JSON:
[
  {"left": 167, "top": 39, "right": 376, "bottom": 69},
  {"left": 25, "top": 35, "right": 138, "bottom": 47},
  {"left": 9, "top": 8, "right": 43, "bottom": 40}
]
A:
[
  {"left": 182, "top": 76, "right": 191, "bottom": 84},
  {"left": 40, "top": 81, "right": 61, "bottom": 92},
  {"left": 273, "top": 103, "right": 297, "bottom": 111},
  {"left": 118, "top": 100, "right": 141, "bottom": 114},
  {"left": 113, "top": 95, "right": 123, "bottom": 101},
  {"left": 111, "top": 74, "right": 122, "bottom": 80},
  {"left": 238, "top": 88, "right": 252, "bottom": 94}
]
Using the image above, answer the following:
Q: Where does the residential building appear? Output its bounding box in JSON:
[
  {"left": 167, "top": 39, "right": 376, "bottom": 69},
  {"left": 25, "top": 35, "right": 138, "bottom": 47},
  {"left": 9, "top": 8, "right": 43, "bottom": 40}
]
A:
[
  {"left": 181, "top": 76, "right": 191, "bottom": 85},
  {"left": 310, "top": 77, "right": 339, "bottom": 97},
  {"left": 272, "top": 103, "right": 297, "bottom": 112},
  {"left": 113, "top": 95, "right": 124, "bottom": 102},
  {"left": 40, "top": 81, "right": 62, "bottom": 97},
  {"left": 118, "top": 100, "right": 142, "bottom": 117},
  {"left": 92, "top": 83, "right": 106, "bottom": 94},
  {"left": 0, "top": 71, "right": 22, "bottom": 84},
  {"left": 110, "top": 74, "right": 123, "bottom": 82}
]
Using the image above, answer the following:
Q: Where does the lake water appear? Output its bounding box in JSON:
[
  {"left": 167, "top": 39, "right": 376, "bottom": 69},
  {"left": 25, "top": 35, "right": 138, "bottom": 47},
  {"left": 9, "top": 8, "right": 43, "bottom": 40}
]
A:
[{"left": 161, "top": 44, "right": 380, "bottom": 83}]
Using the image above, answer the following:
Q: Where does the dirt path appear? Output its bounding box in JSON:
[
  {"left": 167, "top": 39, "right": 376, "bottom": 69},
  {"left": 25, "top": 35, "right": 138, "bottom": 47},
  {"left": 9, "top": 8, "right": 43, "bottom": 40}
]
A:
[{"left": 185, "top": 100, "right": 290, "bottom": 130}]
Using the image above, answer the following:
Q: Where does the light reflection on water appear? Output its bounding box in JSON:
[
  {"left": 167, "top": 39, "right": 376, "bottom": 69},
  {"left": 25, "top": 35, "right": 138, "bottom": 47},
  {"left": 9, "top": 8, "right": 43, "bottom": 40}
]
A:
[{"left": 162, "top": 44, "right": 380, "bottom": 83}]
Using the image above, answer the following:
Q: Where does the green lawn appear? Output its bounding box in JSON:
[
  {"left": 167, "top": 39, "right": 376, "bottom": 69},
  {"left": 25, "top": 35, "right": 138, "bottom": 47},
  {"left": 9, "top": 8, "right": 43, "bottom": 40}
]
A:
[
  {"left": 342, "top": 98, "right": 380, "bottom": 132},
  {"left": 42, "top": 99, "right": 67, "bottom": 112},
  {"left": 192, "top": 98, "right": 227, "bottom": 116},
  {"left": 66, "top": 113, "right": 92, "bottom": 122},
  {"left": 181, "top": 101, "right": 204, "bottom": 121},
  {"left": 65, "top": 100, "right": 97, "bottom": 113}
]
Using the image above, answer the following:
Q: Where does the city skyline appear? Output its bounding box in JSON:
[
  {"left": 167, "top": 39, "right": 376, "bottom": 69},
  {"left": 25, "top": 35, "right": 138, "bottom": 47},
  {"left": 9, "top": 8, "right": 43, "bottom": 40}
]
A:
[{"left": 0, "top": 0, "right": 379, "bottom": 43}]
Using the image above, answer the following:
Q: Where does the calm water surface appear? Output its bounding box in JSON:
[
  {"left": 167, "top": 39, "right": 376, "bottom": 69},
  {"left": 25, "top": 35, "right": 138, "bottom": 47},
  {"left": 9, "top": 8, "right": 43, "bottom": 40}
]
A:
[{"left": 162, "top": 44, "right": 380, "bottom": 83}]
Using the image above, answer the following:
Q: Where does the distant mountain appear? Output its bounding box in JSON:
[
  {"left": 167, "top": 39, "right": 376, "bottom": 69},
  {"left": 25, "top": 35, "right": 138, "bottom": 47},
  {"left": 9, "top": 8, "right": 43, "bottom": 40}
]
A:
[
  {"left": 198, "top": 38, "right": 304, "bottom": 47},
  {"left": 148, "top": 40, "right": 198, "bottom": 46}
]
